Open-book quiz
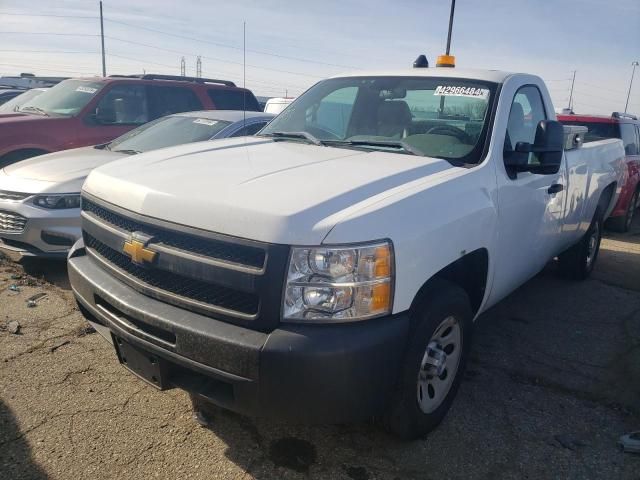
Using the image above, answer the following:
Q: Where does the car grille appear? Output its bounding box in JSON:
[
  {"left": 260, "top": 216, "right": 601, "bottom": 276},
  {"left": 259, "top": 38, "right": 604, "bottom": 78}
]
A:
[
  {"left": 0, "top": 190, "right": 30, "bottom": 202},
  {"left": 80, "top": 195, "right": 289, "bottom": 331},
  {"left": 84, "top": 233, "right": 259, "bottom": 315},
  {"left": 0, "top": 210, "right": 27, "bottom": 232},
  {"left": 83, "top": 198, "right": 266, "bottom": 269}
]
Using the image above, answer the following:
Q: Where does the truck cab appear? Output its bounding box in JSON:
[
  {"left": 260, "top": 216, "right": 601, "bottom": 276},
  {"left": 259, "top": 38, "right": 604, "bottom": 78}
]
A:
[{"left": 68, "top": 67, "right": 624, "bottom": 439}]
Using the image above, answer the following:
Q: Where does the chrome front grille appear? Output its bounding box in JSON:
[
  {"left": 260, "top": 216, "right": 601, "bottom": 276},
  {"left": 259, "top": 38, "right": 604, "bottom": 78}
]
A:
[
  {"left": 0, "top": 210, "right": 27, "bottom": 232},
  {"left": 80, "top": 194, "right": 289, "bottom": 331},
  {"left": 0, "top": 190, "right": 30, "bottom": 201},
  {"left": 82, "top": 198, "right": 266, "bottom": 269}
]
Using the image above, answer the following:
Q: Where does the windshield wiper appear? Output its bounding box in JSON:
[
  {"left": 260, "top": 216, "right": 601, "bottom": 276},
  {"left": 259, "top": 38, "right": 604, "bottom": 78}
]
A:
[
  {"left": 324, "top": 139, "right": 425, "bottom": 156},
  {"left": 19, "top": 105, "right": 49, "bottom": 116},
  {"left": 260, "top": 131, "right": 324, "bottom": 146},
  {"left": 113, "top": 149, "right": 142, "bottom": 155}
]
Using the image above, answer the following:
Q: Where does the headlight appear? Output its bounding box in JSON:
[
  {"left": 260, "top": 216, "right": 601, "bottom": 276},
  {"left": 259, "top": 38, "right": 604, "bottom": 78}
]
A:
[
  {"left": 283, "top": 240, "right": 394, "bottom": 322},
  {"left": 33, "top": 194, "right": 81, "bottom": 209}
]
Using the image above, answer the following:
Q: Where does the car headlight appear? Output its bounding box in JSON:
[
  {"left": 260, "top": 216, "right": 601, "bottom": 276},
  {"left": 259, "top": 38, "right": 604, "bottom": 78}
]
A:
[
  {"left": 33, "top": 194, "right": 81, "bottom": 209},
  {"left": 283, "top": 240, "right": 394, "bottom": 322}
]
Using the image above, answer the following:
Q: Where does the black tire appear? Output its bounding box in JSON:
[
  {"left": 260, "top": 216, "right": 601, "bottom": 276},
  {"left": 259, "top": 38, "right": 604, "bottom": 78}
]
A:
[
  {"left": 383, "top": 280, "right": 472, "bottom": 440},
  {"left": 606, "top": 189, "right": 638, "bottom": 233},
  {"left": 558, "top": 207, "right": 603, "bottom": 280}
]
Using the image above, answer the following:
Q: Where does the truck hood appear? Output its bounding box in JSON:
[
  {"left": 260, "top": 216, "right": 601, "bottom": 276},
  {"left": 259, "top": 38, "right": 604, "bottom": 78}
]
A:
[
  {"left": 84, "top": 137, "right": 458, "bottom": 245},
  {"left": 1, "top": 146, "right": 124, "bottom": 194}
]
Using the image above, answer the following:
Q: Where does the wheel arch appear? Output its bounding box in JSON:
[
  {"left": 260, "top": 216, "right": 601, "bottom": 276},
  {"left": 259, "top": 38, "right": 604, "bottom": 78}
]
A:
[
  {"left": 409, "top": 248, "right": 489, "bottom": 321},
  {"left": 598, "top": 181, "right": 617, "bottom": 217}
]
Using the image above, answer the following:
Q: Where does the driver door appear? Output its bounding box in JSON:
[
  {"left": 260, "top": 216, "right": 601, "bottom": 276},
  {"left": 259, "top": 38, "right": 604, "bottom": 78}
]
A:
[{"left": 489, "top": 85, "right": 567, "bottom": 303}]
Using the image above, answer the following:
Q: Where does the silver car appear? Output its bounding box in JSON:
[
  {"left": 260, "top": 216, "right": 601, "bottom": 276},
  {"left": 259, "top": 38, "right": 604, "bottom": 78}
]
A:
[{"left": 0, "top": 110, "right": 274, "bottom": 260}]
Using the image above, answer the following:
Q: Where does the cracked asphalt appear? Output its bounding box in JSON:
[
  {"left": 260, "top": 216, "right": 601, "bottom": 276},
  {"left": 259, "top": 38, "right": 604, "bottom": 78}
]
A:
[{"left": 1, "top": 217, "right": 639, "bottom": 480}]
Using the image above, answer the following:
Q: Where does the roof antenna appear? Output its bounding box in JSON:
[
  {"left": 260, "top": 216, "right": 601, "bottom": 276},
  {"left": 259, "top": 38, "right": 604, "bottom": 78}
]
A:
[{"left": 437, "top": 0, "right": 456, "bottom": 67}]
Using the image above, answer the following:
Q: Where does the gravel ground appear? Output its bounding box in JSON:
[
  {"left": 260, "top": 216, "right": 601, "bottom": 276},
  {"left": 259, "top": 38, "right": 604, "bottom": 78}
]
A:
[{"left": 1, "top": 217, "right": 639, "bottom": 480}]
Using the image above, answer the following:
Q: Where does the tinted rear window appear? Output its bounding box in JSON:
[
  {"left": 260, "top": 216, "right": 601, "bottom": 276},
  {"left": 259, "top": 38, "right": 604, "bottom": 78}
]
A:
[
  {"left": 559, "top": 120, "right": 620, "bottom": 143},
  {"left": 149, "top": 86, "right": 203, "bottom": 118},
  {"left": 207, "top": 89, "right": 260, "bottom": 111}
]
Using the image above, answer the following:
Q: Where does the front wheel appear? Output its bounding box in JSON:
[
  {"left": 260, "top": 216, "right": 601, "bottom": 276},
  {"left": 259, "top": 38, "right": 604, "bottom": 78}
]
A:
[
  {"left": 383, "top": 280, "right": 472, "bottom": 440},
  {"left": 558, "top": 208, "right": 603, "bottom": 280}
]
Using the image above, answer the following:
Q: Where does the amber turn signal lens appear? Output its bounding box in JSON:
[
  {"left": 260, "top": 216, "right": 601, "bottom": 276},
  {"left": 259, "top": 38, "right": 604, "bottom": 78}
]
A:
[
  {"left": 374, "top": 245, "right": 391, "bottom": 277},
  {"left": 371, "top": 282, "right": 391, "bottom": 311}
]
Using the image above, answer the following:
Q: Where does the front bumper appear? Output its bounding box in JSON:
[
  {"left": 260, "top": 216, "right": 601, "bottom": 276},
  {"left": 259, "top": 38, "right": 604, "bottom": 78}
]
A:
[
  {"left": 0, "top": 200, "right": 80, "bottom": 260},
  {"left": 69, "top": 243, "right": 410, "bottom": 424}
]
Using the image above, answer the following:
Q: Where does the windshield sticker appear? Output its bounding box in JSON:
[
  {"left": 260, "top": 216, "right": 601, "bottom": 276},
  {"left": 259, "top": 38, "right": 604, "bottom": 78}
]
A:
[
  {"left": 434, "top": 86, "right": 489, "bottom": 99},
  {"left": 193, "top": 118, "right": 218, "bottom": 126},
  {"left": 75, "top": 86, "right": 98, "bottom": 94}
]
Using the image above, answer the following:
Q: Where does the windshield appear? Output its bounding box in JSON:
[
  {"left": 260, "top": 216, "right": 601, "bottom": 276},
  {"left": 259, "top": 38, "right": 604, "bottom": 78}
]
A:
[
  {"left": 260, "top": 76, "right": 496, "bottom": 163},
  {"left": 19, "top": 79, "right": 103, "bottom": 116},
  {"left": 106, "top": 115, "right": 233, "bottom": 153},
  {"left": 0, "top": 89, "right": 46, "bottom": 113}
]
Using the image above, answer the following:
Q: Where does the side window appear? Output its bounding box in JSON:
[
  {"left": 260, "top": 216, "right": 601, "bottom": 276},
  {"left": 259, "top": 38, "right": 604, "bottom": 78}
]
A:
[
  {"left": 207, "top": 89, "right": 260, "bottom": 111},
  {"left": 305, "top": 86, "right": 358, "bottom": 137},
  {"left": 504, "top": 86, "right": 547, "bottom": 165},
  {"left": 230, "top": 122, "right": 266, "bottom": 137},
  {"left": 149, "top": 86, "right": 202, "bottom": 119},
  {"left": 95, "top": 84, "right": 148, "bottom": 125},
  {"left": 620, "top": 123, "right": 638, "bottom": 156}
]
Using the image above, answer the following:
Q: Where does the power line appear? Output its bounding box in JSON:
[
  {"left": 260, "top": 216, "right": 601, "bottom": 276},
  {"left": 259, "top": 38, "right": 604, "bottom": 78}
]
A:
[
  {"left": 104, "top": 18, "right": 360, "bottom": 70},
  {"left": 0, "top": 47, "right": 311, "bottom": 91},
  {"left": 573, "top": 89, "right": 624, "bottom": 103},
  {"left": 105, "top": 36, "right": 324, "bottom": 79},
  {"left": 0, "top": 11, "right": 360, "bottom": 71},
  {"left": 0, "top": 31, "right": 98, "bottom": 37},
  {"left": 575, "top": 80, "right": 627, "bottom": 96},
  {"left": 0, "top": 11, "right": 95, "bottom": 19},
  {"left": 0, "top": 49, "right": 98, "bottom": 54}
]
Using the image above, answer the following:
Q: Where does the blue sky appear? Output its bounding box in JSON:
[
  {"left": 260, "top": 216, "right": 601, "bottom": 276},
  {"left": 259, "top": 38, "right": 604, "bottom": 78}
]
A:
[{"left": 0, "top": 0, "right": 638, "bottom": 114}]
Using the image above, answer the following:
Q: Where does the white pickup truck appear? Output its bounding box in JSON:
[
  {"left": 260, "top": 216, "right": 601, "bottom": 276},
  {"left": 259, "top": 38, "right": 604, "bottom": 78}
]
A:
[{"left": 68, "top": 67, "right": 625, "bottom": 439}]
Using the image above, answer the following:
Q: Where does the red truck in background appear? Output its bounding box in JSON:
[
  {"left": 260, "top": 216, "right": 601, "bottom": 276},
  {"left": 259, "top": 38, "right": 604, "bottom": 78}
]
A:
[
  {"left": 0, "top": 74, "right": 261, "bottom": 168},
  {"left": 558, "top": 112, "right": 640, "bottom": 231}
]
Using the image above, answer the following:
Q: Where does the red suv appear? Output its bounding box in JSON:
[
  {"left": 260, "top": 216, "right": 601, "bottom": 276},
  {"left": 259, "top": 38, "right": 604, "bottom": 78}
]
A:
[
  {"left": 558, "top": 112, "right": 640, "bottom": 231},
  {"left": 0, "top": 74, "right": 260, "bottom": 167}
]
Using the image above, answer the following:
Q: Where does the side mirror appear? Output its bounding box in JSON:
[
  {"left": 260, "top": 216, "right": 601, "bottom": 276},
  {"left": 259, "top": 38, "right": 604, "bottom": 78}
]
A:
[{"left": 505, "top": 120, "right": 564, "bottom": 175}]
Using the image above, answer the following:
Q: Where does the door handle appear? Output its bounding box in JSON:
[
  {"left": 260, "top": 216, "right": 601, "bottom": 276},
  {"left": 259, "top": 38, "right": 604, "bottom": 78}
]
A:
[{"left": 548, "top": 184, "right": 564, "bottom": 195}]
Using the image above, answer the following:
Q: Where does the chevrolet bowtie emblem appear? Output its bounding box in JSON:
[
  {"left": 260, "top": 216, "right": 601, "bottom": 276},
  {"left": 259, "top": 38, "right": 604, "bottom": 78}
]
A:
[{"left": 122, "top": 235, "right": 157, "bottom": 265}]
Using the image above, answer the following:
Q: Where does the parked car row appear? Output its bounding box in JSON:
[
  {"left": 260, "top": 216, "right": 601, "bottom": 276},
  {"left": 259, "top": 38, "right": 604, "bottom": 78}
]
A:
[{"left": 0, "top": 74, "right": 261, "bottom": 166}]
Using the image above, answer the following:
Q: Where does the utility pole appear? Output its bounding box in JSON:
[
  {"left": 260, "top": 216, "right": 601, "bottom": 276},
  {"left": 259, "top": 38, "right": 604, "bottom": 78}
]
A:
[
  {"left": 99, "top": 1, "right": 106, "bottom": 77},
  {"left": 625, "top": 61, "right": 639, "bottom": 113},
  {"left": 568, "top": 70, "right": 576, "bottom": 112},
  {"left": 196, "top": 56, "right": 202, "bottom": 78},
  {"left": 180, "top": 57, "right": 186, "bottom": 76}
]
